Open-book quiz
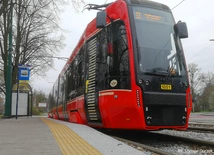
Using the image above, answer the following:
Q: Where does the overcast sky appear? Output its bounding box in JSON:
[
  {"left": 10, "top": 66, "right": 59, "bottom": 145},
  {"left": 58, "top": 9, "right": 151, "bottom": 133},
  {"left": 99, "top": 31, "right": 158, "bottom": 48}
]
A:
[{"left": 31, "top": 0, "right": 214, "bottom": 93}]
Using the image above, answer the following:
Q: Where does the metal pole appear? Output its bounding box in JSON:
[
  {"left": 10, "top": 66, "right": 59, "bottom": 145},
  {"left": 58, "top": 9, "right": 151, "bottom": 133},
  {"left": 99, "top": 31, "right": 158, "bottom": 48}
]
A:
[
  {"left": 15, "top": 69, "right": 19, "bottom": 119},
  {"left": 4, "top": 0, "right": 13, "bottom": 117}
]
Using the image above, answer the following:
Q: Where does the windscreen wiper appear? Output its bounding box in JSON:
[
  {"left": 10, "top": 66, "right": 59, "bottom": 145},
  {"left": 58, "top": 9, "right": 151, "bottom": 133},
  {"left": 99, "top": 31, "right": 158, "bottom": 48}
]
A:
[
  {"left": 165, "top": 54, "right": 178, "bottom": 79},
  {"left": 144, "top": 68, "right": 168, "bottom": 76}
]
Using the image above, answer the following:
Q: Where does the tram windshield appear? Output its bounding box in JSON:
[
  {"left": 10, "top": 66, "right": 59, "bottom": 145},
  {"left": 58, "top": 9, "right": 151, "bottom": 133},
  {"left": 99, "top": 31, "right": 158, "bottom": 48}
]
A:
[{"left": 132, "top": 6, "right": 187, "bottom": 77}]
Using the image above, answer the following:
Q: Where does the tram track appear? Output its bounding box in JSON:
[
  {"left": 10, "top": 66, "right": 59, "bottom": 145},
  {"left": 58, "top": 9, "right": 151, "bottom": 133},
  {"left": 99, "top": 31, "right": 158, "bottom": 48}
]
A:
[
  {"left": 151, "top": 132, "right": 214, "bottom": 147},
  {"left": 189, "top": 123, "right": 214, "bottom": 128},
  {"left": 113, "top": 136, "right": 172, "bottom": 155},
  {"left": 104, "top": 130, "right": 214, "bottom": 154},
  {"left": 187, "top": 123, "right": 214, "bottom": 133},
  {"left": 188, "top": 126, "right": 214, "bottom": 132}
]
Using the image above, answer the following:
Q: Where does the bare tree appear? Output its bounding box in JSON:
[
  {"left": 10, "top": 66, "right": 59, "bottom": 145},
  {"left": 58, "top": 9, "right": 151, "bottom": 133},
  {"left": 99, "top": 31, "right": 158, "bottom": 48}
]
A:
[
  {"left": 188, "top": 63, "right": 205, "bottom": 112},
  {"left": 70, "top": 0, "right": 85, "bottom": 12},
  {"left": 188, "top": 63, "right": 205, "bottom": 94},
  {"left": 198, "top": 72, "right": 214, "bottom": 111},
  {"left": 208, "top": 91, "right": 214, "bottom": 111},
  {"left": 0, "top": 0, "right": 66, "bottom": 94},
  {"left": 0, "top": 0, "right": 9, "bottom": 17},
  {"left": 198, "top": 83, "right": 214, "bottom": 111},
  {"left": 203, "top": 72, "right": 214, "bottom": 87},
  {"left": 0, "top": 0, "right": 87, "bottom": 95}
]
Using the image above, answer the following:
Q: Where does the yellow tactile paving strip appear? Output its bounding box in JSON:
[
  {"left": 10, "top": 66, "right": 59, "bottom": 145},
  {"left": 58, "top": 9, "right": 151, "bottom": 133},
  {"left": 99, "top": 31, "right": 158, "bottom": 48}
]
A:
[{"left": 41, "top": 117, "right": 102, "bottom": 155}]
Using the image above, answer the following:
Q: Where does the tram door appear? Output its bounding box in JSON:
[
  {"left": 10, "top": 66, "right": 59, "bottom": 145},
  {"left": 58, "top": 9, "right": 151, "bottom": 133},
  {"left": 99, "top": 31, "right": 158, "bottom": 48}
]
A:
[
  {"left": 84, "top": 37, "right": 102, "bottom": 125},
  {"left": 60, "top": 75, "right": 68, "bottom": 121}
]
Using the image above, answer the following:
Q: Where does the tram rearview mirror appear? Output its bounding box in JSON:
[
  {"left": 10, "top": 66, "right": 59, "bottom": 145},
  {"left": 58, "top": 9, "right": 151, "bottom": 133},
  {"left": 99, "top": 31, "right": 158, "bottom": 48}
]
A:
[
  {"left": 174, "top": 22, "right": 188, "bottom": 39},
  {"left": 96, "top": 11, "right": 107, "bottom": 28}
]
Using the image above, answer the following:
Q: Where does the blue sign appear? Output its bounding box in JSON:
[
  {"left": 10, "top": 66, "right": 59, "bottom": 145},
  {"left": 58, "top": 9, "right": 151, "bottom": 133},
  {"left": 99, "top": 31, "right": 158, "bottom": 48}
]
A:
[{"left": 18, "top": 65, "right": 30, "bottom": 81}]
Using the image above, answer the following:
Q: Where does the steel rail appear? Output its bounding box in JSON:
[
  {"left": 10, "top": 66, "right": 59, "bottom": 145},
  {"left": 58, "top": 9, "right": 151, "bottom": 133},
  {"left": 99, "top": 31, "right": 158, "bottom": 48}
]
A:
[
  {"left": 189, "top": 123, "right": 214, "bottom": 126},
  {"left": 188, "top": 127, "right": 214, "bottom": 132},
  {"left": 153, "top": 132, "right": 214, "bottom": 147},
  {"left": 112, "top": 136, "right": 175, "bottom": 155}
]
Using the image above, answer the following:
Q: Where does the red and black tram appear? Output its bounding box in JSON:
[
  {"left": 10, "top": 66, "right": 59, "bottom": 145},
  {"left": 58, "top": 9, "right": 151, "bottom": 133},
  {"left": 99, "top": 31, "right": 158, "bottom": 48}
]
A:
[{"left": 48, "top": 0, "right": 192, "bottom": 130}]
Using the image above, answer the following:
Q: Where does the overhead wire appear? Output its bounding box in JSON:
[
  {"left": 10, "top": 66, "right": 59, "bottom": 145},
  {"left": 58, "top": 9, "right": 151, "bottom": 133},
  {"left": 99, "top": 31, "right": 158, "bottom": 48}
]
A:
[
  {"left": 187, "top": 43, "right": 214, "bottom": 61},
  {"left": 171, "top": 0, "right": 186, "bottom": 10},
  {"left": 104, "top": 0, "right": 108, "bottom": 4},
  {"left": 170, "top": 0, "right": 214, "bottom": 62}
]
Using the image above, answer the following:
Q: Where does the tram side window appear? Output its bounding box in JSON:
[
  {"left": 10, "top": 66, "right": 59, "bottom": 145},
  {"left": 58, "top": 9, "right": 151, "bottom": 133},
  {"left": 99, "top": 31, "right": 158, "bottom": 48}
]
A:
[
  {"left": 58, "top": 75, "right": 66, "bottom": 105},
  {"left": 66, "top": 66, "right": 71, "bottom": 101},
  {"left": 108, "top": 20, "right": 130, "bottom": 89},
  {"left": 65, "top": 68, "right": 70, "bottom": 101},
  {"left": 66, "top": 48, "right": 85, "bottom": 100},
  {"left": 51, "top": 88, "right": 55, "bottom": 109},
  {"left": 116, "top": 23, "right": 130, "bottom": 89},
  {"left": 96, "top": 29, "right": 108, "bottom": 91},
  {"left": 76, "top": 48, "right": 85, "bottom": 96},
  {"left": 58, "top": 78, "right": 62, "bottom": 106},
  {"left": 95, "top": 20, "right": 130, "bottom": 90},
  {"left": 53, "top": 80, "right": 59, "bottom": 105},
  {"left": 66, "top": 63, "right": 76, "bottom": 100},
  {"left": 48, "top": 90, "right": 54, "bottom": 111}
]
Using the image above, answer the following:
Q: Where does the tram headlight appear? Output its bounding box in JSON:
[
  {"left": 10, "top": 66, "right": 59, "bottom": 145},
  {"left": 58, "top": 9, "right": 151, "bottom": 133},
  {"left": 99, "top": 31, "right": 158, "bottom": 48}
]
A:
[
  {"left": 182, "top": 116, "right": 186, "bottom": 124},
  {"left": 147, "top": 116, "right": 152, "bottom": 124}
]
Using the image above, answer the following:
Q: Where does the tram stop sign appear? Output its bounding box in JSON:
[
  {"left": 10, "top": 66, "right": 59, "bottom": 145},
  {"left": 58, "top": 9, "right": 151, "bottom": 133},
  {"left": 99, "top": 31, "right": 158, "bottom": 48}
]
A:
[{"left": 18, "top": 64, "right": 30, "bottom": 83}]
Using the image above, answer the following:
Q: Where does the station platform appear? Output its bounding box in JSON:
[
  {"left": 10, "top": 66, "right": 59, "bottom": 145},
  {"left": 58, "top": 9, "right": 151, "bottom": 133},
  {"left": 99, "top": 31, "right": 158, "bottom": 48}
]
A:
[{"left": 0, "top": 116, "right": 145, "bottom": 155}]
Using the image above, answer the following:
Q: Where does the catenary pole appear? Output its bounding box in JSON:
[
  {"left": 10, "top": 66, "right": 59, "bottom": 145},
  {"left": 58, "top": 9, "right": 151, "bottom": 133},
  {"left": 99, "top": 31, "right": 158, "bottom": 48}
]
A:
[{"left": 4, "top": 0, "right": 13, "bottom": 117}]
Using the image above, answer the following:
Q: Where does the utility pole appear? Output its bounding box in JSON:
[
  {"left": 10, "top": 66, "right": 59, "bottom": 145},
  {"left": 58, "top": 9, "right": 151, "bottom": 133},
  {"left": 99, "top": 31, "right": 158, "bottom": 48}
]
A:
[{"left": 4, "top": 0, "right": 13, "bottom": 117}]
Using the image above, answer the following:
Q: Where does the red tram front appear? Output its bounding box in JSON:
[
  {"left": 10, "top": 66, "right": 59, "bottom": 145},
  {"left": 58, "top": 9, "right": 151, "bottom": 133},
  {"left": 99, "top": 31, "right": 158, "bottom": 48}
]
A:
[{"left": 48, "top": 0, "right": 192, "bottom": 130}]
